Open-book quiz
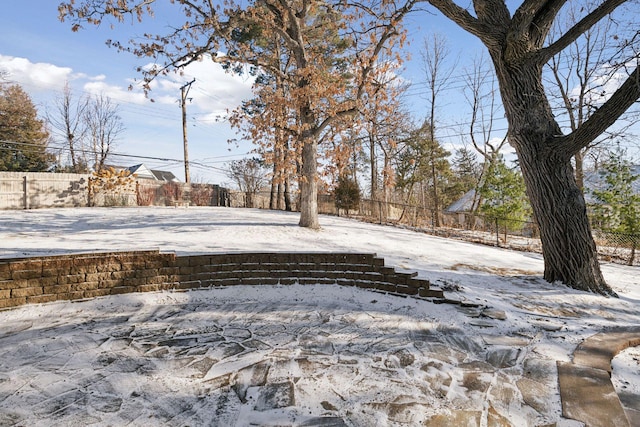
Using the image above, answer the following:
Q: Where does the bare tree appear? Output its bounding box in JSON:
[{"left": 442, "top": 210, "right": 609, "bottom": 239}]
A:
[
  {"left": 463, "top": 53, "right": 507, "bottom": 212},
  {"left": 227, "top": 158, "right": 269, "bottom": 208},
  {"left": 364, "top": 104, "right": 412, "bottom": 204},
  {"left": 359, "top": 63, "right": 411, "bottom": 205},
  {"left": 85, "top": 95, "right": 123, "bottom": 172},
  {"left": 423, "top": 0, "right": 640, "bottom": 295},
  {"left": 59, "top": 0, "right": 416, "bottom": 230},
  {"left": 422, "top": 34, "right": 457, "bottom": 226},
  {"left": 48, "top": 82, "right": 89, "bottom": 172},
  {"left": 544, "top": 2, "right": 637, "bottom": 191}
]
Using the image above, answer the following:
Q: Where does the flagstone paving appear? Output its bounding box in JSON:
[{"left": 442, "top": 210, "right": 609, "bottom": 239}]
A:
[
  {"left": 558, "top": 328, "right": 640, "bottom": 427},
  {"left": 0, "top": 288, "right": 637, "bottom": 426}
]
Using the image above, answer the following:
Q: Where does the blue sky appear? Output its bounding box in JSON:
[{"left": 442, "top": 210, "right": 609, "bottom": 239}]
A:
[
  {"left": 1, "top": 1, "right": 497, "bottom": 184},
  {"left": 1, "top": 1, "right": 265, "bottom": 183}
]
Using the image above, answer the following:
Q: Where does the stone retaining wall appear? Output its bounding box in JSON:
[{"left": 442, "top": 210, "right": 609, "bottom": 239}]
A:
[{"left": 0, "top": 250, "right": 444, "bottom": 310}]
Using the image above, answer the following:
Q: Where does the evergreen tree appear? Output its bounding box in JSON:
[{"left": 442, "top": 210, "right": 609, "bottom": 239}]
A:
[
  {"left": 334, "top": 174, "right": 361, "bottom": 215},
  {"left": 395, "top": 120, "right": 452, "bottom": 208},
  {"left": 451, "top": 147, "right": 481, "bottom": 198},
  {"left": 590, "top": 147, "right": 639, "bottom": 265},
  {"left": 479, "top": 157, "right": 531, "bottom": 233},
  {"left": 0, "top": 84, "right": 53, "bottom": 171}
]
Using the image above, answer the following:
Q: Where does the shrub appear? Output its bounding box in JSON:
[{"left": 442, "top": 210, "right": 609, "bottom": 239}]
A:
[
  {"left": 88, "top": 167, "right": 135, "bottom": 207},
  {"left": 137, "top": 185, "right": 156, "bottom": 206},
  {"left": 334, "top": 175, "right": 361, "bottom": 214},
  {"left": 190, "top": 184, "right": 213, "bottom": 206},
  {"left": 162, "top": 182, "right": 183, "bottom": 205}
]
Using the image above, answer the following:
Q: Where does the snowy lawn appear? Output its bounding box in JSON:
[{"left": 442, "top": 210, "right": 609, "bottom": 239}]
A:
[{"left": 0, "top": 206, "right": 638, "bottom": 426}]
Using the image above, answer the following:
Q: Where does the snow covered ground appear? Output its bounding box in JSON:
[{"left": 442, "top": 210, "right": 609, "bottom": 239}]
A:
[{"left": 0, "top": 206, "right": 638, "bottom": 426}]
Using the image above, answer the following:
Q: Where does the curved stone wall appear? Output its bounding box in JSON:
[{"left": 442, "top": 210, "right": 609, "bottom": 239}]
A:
[{"left": 0, "top": 250, "right": 444, "bottom": 310}]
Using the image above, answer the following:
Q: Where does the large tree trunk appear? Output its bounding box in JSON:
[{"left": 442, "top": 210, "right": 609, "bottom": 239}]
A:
[
  {"left": 284, "top": 176, "right": 292, "bottom": 211},
  {"left": 269, "top": 172, "right": 278, "bottom": 210},
  {"left": 299, "top": 135, "right": 319, "bottom": 228},
  {"left": 516, "top": 141, "right": 612, "bottom": 294},
  {"left": 370, "top": 134, "right": 377, "bottom": 199},
  {"left": 276, "top": 182, "right": 283, "bottom": 210},
  {"left": 492, "top": 59, "right": 615, "bottom": 295}
]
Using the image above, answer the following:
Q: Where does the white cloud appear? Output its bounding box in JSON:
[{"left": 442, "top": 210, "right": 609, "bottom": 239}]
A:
[
  {"left": 149, "top": 58, "right": 256, "bottom": 116},
  {"left": 0, "top": 55, "right": 74, "bottom": 92},
  {"left": 0, "top": 54, "right": 255, "bottom": 125},
  {"left": 82, "top": 80, "right": 149, "bottom": 105},
  {"left": 570, "top": 61, "right": 635, "bottom": 106},
  {"left": 150, "top": 78, "right": 181, "bottom": 93}
]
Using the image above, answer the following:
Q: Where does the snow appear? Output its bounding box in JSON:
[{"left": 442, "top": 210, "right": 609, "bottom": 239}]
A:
[{"left": 0, "top": 206, "right": 638, "bottom": 426}]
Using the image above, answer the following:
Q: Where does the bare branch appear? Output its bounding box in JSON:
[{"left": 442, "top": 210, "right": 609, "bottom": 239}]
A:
[
  {"left": 509, "top": 0, "right": 566, "bottom": 48},
  {"left": 539, "top": 0, "right": 626, "bottom": 62},
  {"left": 425, "top": 0, "right": 485, "bottom": 38},
  {"left": 557, "top": 65, "right": 640, "bottom": 156}
]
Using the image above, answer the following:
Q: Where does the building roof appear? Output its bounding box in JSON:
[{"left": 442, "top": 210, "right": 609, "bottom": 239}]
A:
[
  {"left": 151, "top": 169, "right": 180, "bottom": 182},
  {"left": 126, "top": 164, "right": 156, "bottom": 180},
  {"left": 105, "top": 164, "right": 181, "bottom": 182},
  {"left": 445, "top": 189, "right": 477, "bottom": 213}
]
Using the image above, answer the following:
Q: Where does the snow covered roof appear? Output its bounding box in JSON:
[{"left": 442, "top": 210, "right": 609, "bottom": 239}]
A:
[
  {"left": 445, "top": 189, "right": 477, "bottom": 213},
  {"left": 126, "top": 163, "right": 156, "bottom": 180},
  {"left": 119, "top": 164, "right": 181, "bottom": 182}
]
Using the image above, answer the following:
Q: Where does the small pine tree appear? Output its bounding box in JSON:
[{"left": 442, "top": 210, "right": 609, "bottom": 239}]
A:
[
  {"left": 334, "top": 174, "right": 361, "bottom": 215},
  {"left": 451, "top": 147, "right": 481, "bottom": 195},
  {"left": 479, "top": 157, "right": 531, "bottom": 234},
  {"left": 589, "top": 147, "right": 639, "bottom": 265},
  {"left": 0, "top": 84, "right": 53, "bottom": 171}
]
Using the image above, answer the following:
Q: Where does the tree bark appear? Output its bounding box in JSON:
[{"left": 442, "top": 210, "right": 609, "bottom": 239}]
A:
[
  {"left": 516, "top": 141, "right": 612, "bottom": 294},
  {"left": 284, "top": 176, "right": 292, "bottom": 212},
  {"left": 370, "top": 134, "right": 377, "bottom": 200},
  {"left": 269, "top": 171, "right": 278, "bottom": 210},
  {"left": 491, "top": 59, "right": 615, "bottom": 295},
  {"left": 299, "top": 134, "right": 319, "bottom": 228},
  {"left": 574, "top": 150, "right": 584, "bottom": 192}
]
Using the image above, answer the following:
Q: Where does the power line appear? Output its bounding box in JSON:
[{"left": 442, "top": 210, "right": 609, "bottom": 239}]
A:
[
  {"left": 7, "top": 62, "right": 638, "bottom": 164},
  {"left": 0, "top": 139, "right": 238, "bottom": 174}
]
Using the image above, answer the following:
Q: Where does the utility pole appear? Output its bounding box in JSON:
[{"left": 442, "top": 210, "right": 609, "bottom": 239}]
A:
[{"left": 180, "top": 78, "right": 196, "bottom": 183}]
